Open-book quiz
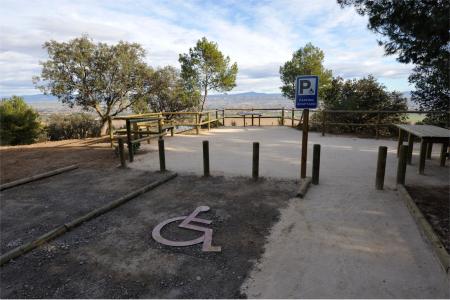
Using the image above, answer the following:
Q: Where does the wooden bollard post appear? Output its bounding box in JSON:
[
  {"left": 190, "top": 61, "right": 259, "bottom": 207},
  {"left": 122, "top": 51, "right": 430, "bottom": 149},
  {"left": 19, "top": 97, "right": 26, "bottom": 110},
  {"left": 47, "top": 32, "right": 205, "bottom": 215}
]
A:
[
  {"left": 118, "top": 138, "right": 127, "bottom": 168},
  {"left": 312, "top": 144, "right": 321, "bottom": 185},
  {"left": 158, "top": 139, "right": 166, "bottom": 172},
  {"left": 222, "top": 109, "right": 225, "bottom": 126},
  {"left": 203, "top": 140, "right": 210, "bottom": 177},
  {"left": 252, "top": 142, "right": 259, "bottom": 180},
  {"left": 375, "top": 146, "right": 387, "bottom": 190},
  {"left": 397, "top": 145, "right": 408, "bottom": 185}
]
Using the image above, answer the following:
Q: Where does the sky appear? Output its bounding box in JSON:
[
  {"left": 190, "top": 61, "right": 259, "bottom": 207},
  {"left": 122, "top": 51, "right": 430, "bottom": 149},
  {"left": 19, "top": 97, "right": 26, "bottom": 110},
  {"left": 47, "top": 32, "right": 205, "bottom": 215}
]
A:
[{"left": 0, "top": 0, "right": 414, "bottom": 97}]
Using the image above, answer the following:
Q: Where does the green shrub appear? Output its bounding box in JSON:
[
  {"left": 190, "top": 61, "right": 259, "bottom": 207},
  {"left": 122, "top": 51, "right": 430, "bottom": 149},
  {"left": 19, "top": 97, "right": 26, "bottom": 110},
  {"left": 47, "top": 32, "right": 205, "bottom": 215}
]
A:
[
  {"left": 0, "top": 96, "right": 41, "bottom": 145},
  {"left": 319, "top": 76, "right": 408, "bottom": 137},
  {"left": 46, "top": 113, "right": 101, "bottom": 140}
]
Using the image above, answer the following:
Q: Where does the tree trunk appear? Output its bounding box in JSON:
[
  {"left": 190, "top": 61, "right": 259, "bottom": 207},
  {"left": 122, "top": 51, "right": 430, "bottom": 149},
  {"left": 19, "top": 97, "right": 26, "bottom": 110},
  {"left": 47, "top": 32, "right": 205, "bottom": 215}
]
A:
[{"left": 199, "top": 88, "right": 208, "bottom": 123}]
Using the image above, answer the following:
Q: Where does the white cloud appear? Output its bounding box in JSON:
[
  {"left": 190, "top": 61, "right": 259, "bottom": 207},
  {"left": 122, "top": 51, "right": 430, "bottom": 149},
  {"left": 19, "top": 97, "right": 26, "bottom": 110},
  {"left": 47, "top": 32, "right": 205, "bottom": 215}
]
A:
[{"left": 0, "top": 0, "right": 413, "bottom": 96}]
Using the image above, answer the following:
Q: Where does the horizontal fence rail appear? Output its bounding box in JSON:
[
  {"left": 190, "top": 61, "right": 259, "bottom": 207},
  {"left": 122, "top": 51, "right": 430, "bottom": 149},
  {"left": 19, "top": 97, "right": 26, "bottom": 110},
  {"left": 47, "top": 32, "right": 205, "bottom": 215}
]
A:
[{"left": 112, "top": 108, "right": 448, "bottom": 149}]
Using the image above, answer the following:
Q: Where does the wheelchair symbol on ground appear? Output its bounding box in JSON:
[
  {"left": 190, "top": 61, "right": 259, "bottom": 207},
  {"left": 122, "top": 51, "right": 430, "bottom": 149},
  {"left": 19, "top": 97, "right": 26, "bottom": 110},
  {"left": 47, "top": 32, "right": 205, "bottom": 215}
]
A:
[{"left": 152, "top": 206, "right": 221, "bottom": 252}]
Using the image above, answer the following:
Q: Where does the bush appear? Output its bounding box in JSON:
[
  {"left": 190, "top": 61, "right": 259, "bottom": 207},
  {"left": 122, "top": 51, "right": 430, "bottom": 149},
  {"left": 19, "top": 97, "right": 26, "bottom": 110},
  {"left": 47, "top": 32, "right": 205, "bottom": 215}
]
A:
[
  {"left": 0, "top": 96, "right": 41, "bottom": 145},
  {"left": 46, "top": 113, "right": 101, "bottom": 140},
  {"left": 319, "top": 76, "right": 408, "bottom": 137}
]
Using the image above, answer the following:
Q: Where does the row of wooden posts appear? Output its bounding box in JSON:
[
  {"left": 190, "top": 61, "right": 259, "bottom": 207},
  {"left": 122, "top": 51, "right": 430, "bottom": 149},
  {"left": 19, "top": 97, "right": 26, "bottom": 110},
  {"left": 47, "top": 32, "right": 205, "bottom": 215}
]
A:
[
  {"left": 374, "top": 144, "right": 422, "bottom": 190},
  {"left": 118, "top": 137, "right": 322, "bottom": 184}
]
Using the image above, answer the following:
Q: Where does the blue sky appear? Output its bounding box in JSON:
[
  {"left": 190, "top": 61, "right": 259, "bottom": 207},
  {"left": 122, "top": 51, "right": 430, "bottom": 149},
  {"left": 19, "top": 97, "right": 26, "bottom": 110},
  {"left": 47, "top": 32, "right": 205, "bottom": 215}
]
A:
[{"left": 0, "top": 0, "right": 414, "bottom": 96}]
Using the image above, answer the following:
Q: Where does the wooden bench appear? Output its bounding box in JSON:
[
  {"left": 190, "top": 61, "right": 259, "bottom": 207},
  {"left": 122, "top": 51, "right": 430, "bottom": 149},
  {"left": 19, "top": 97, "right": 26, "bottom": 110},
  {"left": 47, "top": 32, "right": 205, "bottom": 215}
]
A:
[{"left": 395, "top": 124, "right": 449, "bottom": 174}]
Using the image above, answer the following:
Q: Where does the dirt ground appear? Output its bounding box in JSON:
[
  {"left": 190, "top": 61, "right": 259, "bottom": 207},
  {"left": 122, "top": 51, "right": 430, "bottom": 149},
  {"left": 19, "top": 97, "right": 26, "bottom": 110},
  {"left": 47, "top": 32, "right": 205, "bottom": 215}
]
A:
[
  {"left": 406, "top": 185, "right": 450, "bottom": 253},
  {"left": 0, "top": 171, "right": 297, "bottom": 298},
  {"left": 0, "top": 137, "right": 152, "bottom": 184},
  {"left": 0, "top": 168, "right": 167, "bottom": 254}
]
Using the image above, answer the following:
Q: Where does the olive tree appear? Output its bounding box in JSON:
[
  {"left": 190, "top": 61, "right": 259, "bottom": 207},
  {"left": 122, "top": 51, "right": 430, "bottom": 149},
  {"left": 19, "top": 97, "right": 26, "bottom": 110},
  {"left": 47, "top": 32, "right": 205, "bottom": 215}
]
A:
[
  {"left": 132, "top": 66, "right": 199, "bottom": 115},
  {"left": 33, "top": 35, "right": 153, "bottom": 136}
]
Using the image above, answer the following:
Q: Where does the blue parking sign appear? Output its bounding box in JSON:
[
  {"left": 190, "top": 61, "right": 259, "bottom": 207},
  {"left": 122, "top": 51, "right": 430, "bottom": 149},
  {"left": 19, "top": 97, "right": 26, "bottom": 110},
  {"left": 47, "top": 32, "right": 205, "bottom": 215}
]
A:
[{"left": 295, "top": 75, "right": 318, "bottom": 109}]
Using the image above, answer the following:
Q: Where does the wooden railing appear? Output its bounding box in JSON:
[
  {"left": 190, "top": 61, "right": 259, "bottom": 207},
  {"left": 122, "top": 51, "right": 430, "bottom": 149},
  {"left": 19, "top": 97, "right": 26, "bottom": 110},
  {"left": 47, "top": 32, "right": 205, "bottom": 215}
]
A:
[
  {"left": 112, "top": 110, "right": 225, "bottom": 159},
  {"left": 113, "top": 108, "right": 448, "bottom": 145},
  {"left": 222, "top": 108, "right": 449, "bottom": 138}
]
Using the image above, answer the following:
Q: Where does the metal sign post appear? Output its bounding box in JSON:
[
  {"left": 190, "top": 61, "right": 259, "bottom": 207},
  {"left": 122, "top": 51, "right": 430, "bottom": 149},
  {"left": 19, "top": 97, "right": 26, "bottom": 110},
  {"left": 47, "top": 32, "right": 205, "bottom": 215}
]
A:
[{"left": 295, "top": 75, "right": 319, "bottom": 179}]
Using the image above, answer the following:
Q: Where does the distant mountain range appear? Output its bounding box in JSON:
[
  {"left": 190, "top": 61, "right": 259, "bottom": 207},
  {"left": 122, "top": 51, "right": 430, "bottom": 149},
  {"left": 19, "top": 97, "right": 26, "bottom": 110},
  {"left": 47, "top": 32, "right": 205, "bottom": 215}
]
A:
[{"left": 15, "top": 91, "right": 416, "bottom": 113}]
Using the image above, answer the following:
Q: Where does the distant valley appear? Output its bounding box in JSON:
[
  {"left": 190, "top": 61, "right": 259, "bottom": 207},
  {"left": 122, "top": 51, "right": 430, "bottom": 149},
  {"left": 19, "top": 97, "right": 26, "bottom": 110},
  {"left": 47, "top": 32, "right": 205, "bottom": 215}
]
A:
[{"left": 15, "top": 91, "right": 416, "bottom": 115}]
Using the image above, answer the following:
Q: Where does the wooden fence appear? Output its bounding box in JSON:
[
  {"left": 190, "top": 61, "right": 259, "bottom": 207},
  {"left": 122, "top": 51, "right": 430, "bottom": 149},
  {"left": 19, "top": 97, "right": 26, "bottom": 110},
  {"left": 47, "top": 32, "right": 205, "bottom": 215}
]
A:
[
  {"left": 113, "top": 109, "right": 448, "bottom": 156},
  {"left": 112, "top": 110, "right": 224, "bottom": 160},
  {"left": 222, "top": 108, "right": 449, "bottom": 138}
]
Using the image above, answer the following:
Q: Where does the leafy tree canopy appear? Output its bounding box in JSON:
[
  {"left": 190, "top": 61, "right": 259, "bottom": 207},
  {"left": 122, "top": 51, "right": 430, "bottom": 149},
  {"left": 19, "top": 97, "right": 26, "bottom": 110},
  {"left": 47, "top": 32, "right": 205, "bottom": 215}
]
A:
[
  {"left": 323, "top": 75, "right": 407, "bottom": 111},
  {"left": 320, "top": 75, "right": 408, "bottom": 136},
  {"left": 338, "top": 0, "right": 449, "bottom": 125},
  {"left": 33, "top": 35, "right": 153, "bottom": 129},
  {"left": 132, "top": 66, "right": 200, "bottom": 115},
  {"left": 0, "top": 96, "right": 41, "bottom": 145},
  {"left": 179, "top": 37, "right": 238, "bottom": 111},
  {"left": 337, "top": 0, "right": 448, "bottom": 65},
  {"left": 279, "top": 43, "right": 332, "bottom": 102}
]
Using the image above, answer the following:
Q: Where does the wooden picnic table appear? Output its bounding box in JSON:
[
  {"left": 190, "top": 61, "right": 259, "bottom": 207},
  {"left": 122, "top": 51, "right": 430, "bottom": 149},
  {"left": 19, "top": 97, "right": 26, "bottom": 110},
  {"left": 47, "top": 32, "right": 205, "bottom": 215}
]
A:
[
  {"left": 238, "top": 111, "right": 262, "bottom": 126},
  {"left": 395, "top": 124, "right": 449, "bottom": 174}
]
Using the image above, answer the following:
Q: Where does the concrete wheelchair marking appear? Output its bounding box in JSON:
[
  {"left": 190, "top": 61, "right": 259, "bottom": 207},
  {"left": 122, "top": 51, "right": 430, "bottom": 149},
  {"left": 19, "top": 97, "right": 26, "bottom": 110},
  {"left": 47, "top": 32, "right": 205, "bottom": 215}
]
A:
[{"left": 152, "top": 206, "right": 221, "bottom": 252}]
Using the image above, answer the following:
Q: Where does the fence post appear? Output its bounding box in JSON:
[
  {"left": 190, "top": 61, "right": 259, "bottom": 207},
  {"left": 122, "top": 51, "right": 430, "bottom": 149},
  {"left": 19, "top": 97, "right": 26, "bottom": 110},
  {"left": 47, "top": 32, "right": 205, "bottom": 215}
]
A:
[
  {"left": 158, "top": 139, "right": 166, "bottom": 172},
  {"left": 376, "top": 112, "right": 381, "bottom": 139},
  {"left": 312, "top": 144, "right": 321, "bottom": 185},
  {"left": 322, "top": 111, "right": 326, "bottom": 136},
  {"left": 146, "top": 126, "right": 151, "bottom": 144},
  {"left": 118, "top": 138, "right": 127, "bottom": 168},
  {"left": 203, "top": 140, "right": 210, "bottom": 177},
  {"left": 281, "top": 108, "right": 285, "bottom": 126},
  {"left": 291, "top": 109, "right": 294, "bottom": 127},
  {"left": 108, "top": 117, "right": 114, "bottom": 147},
  {"left": 222, "top": 109, "right": 225, "bottom": 126},
  {"left": 133, "top": 122, "right": 139, "bottom": 140},
  {"left": 195, "top": 113, "right": 200, "bottom": 135},
  {"left": 251, "top": 108, "right": 254, "bottom": 126},
  {"left": 396, "top": 145, "right": 408, "bottom": 185},
  {"left": 208, "top": 112, "right": 211, "bottom": 131},
  {"left": 375, "top": 146, "right": 387, "bottom": 190},
  {"left": 215, "top": 110, "right": 219, "bottom": 127},
  {"left": 252, "top": 142, "right": 259, "bottom": 180},
  {"left": 126, "top": 119, "right": 134, "bottom": 162}
]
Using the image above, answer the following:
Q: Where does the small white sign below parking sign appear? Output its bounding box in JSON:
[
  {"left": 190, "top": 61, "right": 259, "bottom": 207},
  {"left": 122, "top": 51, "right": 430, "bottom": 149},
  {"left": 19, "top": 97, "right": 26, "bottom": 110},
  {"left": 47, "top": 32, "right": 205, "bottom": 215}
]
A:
[{"left": 295, "top": 75, "right": 318, "bottom": 109}]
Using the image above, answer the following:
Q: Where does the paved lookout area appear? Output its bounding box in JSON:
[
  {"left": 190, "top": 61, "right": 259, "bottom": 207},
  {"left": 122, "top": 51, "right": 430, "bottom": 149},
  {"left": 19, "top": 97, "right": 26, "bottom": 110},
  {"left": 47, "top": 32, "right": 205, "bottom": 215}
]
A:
[{"left": 131, "top": 127, "right": 449, "bottom": 297}]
